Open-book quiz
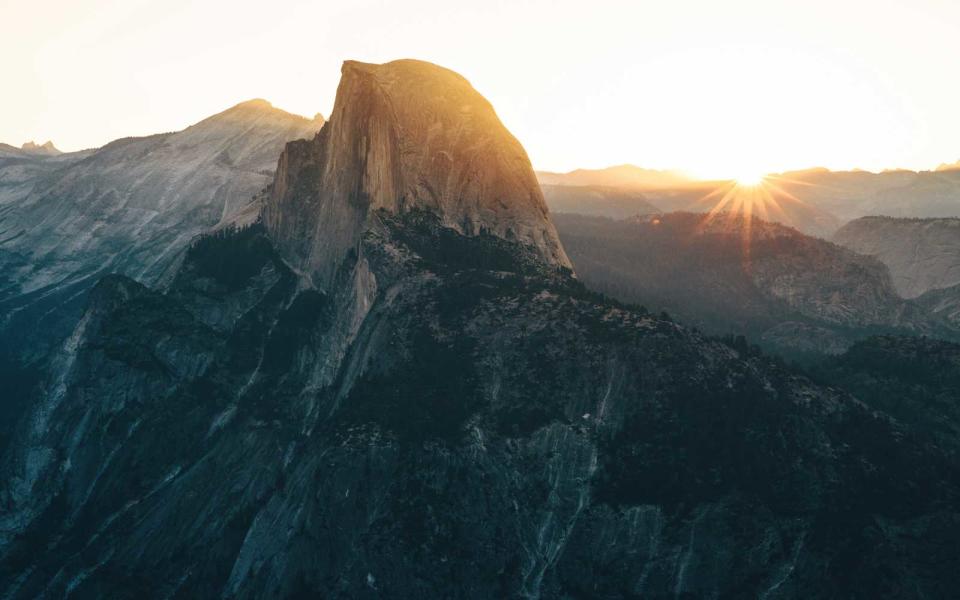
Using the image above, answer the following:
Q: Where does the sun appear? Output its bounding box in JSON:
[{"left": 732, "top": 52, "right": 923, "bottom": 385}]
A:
[{"left": 734, "top": 170, "right": 767, "bottom": 187}]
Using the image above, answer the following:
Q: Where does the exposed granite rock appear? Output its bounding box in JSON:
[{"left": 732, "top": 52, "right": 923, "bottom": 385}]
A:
[
  {"left": 19, "top": 141, "right": 61, "bottom": 156},
  {"left": 264, "top": 59, "right": 570, "bottom": 290},
  {"left": 0, "top": 100, "right": 323, "bottom": 362},
  {"left": 0, "top": 101, "right": 324, "bottom": 457},
  {"left": 833, "top": 216, "right": 960, "bottom": 298}
]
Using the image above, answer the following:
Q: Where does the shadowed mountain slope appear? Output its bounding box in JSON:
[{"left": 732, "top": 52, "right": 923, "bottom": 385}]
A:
[
  {"left": 834, "top": 216, "right": 960, "bottom": 298},
  {"left": 554, "top": 212, "right": 948, "bottom": 358}
]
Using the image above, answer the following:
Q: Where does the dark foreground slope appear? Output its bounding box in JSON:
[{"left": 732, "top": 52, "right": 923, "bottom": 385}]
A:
[
  {"left": 1, "top": 60, "right": 958, "bottom": 599},
  {"left": 812, "top": 335, "right": 960, "bottom": 458},
  {"left": 3, "top": 217, "right": 959, "bottom": 599}
]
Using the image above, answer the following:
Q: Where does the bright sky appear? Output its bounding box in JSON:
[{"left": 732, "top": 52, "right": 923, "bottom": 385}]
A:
[{"left": 3, "top": 0, "right": 959, "bottom": 178}]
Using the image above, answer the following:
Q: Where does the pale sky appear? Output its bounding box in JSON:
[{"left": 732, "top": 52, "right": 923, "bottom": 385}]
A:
[{"left": 3, "top": 0, "right": 959, "bottom": 178}]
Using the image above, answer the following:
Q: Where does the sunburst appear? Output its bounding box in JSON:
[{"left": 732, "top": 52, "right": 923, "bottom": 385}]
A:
[{"left": 694, "top": 174, "right": 799, "bottom": 268}]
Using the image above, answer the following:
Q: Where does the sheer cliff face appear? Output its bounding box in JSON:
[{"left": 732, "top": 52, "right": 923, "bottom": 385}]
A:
[
  {"left": 264, "top": 59, "right": 570, "bottom": 288},
  {"left": 834, "top": 216, "right": 960, "bottom": 299}
]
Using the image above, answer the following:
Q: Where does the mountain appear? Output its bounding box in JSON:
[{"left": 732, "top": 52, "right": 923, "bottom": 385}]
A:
[
  {"left": 0, "top": 145, "right": 92, "bottom": 204},
  {"left": 541, "top": 184, "right": 661, "bottom": 219},
  {"left": 0, "top": 101, "right": 323, "bottom": 455},
  {"left": 540, "top": 164, "right": 960, "bottom": 236},
  {"left": 3, "top": 59, "right": 959, "bottom": 599},
  {"left": 536, "top": 164, "right": 695, "bottom": 189},
  {"left": 812, "top": 335, "right": 960, "bottom": 457},
  {"left": 19, "top": 141, "right": 61, "bottom": 156},
  {"left": 768, "top": 168, "right": 960, "bottom": 223},
  {"left": 553, "top": 212, "right": 944, "bottom": 358},
  {"left": 0, "top": 100, "right": 323, "bottom": 359},
  {"left": 936, "top": 160, "right": 960, "bottom": 172},
  {"left": 264, "top": 60, "right": 569, "bottom": 289},
  {"left": 538, "top": 169, "right": 841, "bottom": 237},
  {"left": 860, "top": 170, "right": 960, "bottom": 219},
  {"left": 833, "top": 216, "right": 960, "bottom": 298}
]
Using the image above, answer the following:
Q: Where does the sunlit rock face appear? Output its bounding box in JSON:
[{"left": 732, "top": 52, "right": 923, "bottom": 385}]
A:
[{"left": 264, "top": 59, "right": 570, "bottom": 289}]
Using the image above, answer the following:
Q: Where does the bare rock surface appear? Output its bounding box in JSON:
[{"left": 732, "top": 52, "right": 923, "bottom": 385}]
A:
[
  {"left": 833, "top": 216, "right": 960, "bottom": 298},
  {"left": 265, "top": 59, "right": 569, "bottom": 289},
  {"left": 0, "top": 100, "right": 324, "bottom": 361}
]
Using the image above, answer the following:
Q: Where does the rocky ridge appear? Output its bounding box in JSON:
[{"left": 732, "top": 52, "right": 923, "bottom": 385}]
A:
[
  {"left": 0, "top": 100, "right": 324, "bottom": 360},
  {"left": 833, "top": 216, "right": 960, "bottom": 298}
]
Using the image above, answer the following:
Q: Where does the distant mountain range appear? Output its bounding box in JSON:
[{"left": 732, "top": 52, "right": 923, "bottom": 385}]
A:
[
  {"left": 553, "top": 212, "right": 954, "bottom": 358},
  {"left": 0, "top": 141, "right": 62, "bottom": 157},
  {"left": 537, "top": 164, "right": 696, "bottom": 189},
  {"left": 540, "top": 184, "right": 661, "bottom": 219},
  {"left": 538, "top": 164, "right": 960, "bottom": 237}
]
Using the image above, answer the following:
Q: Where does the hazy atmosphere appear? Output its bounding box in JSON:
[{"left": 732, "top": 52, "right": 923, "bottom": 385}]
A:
[
  {"left": 4, "top": 0, "right": 960, "bottom": 177},
  {"left": 4, "top": 2, "right": 960, "bottom": 597}
]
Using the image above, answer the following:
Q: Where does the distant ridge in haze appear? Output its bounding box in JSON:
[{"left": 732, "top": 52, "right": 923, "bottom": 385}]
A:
[
  {"left": 554, "top": 211, "right": 947, "bottom": 357},
  {"left": 541, "top": 162, "right": 960, "bottom": 235},
  {"left": 537, "top": 163, "right": 697, "bottom": 189},
  {"left": 833, "top": 216, "right": 960, "bottom": 298}
]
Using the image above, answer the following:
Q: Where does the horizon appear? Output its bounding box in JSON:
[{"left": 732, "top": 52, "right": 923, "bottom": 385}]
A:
[
  {"left": 7, "top": 93, "right": 959, "bottom": 180},
  {"left": 4, "top": 0, "right": 960, "bottom": 178}
]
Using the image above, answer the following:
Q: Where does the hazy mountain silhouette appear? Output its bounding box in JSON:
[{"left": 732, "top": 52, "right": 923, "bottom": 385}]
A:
[{"left": 554, "top": 212, "right": 952, "bottom": 358}]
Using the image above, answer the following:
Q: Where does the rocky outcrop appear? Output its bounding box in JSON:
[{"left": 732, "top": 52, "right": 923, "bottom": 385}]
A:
[
  {"left": 0, "top": 101, "right": 324, "bottom": 453},
  {"left": 19, "top": 141, "right": 61, "bottom": 156},
  {"left": 833, "top": 216, "right": 960, "bottom": 298},
  {"left": 264, "top": 59, "right": 570, "bottom": 289}
]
